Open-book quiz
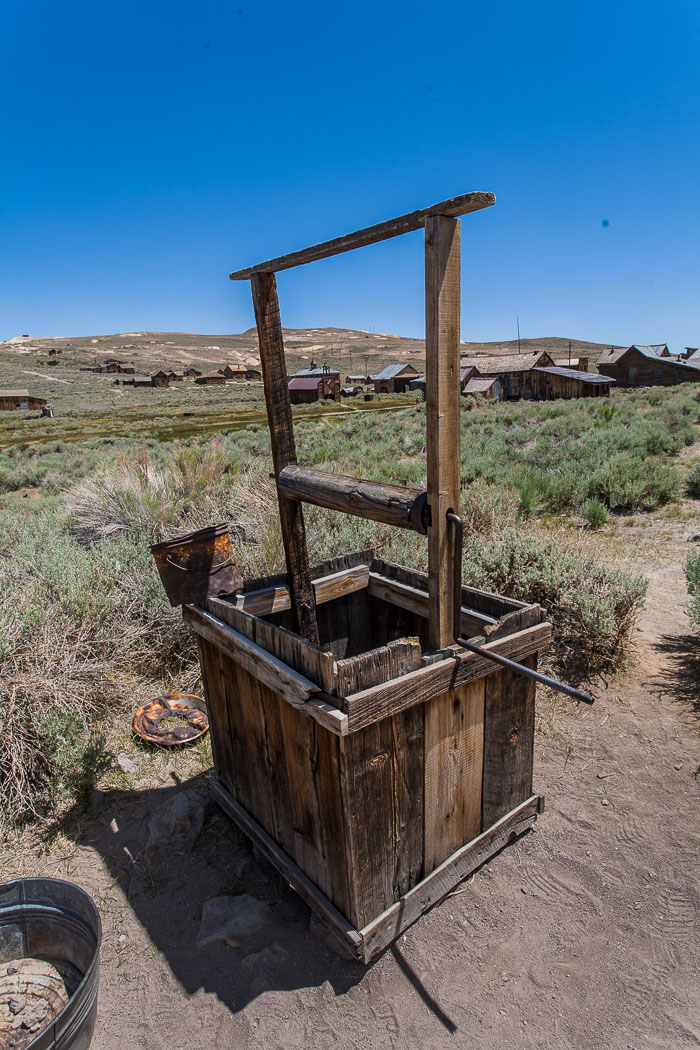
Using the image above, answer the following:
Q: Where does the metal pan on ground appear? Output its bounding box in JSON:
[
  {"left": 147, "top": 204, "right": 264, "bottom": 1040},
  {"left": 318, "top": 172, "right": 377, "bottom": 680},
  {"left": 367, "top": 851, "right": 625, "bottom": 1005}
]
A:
[{"left": 133, "top": 694, "right": 208, "bottom": 747}]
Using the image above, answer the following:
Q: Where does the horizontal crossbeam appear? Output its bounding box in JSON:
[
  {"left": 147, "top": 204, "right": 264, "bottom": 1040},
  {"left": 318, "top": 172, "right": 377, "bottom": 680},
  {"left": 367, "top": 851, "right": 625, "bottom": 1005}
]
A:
[{"left": 229, "top": 191, "right": 495, "bottom": 279}]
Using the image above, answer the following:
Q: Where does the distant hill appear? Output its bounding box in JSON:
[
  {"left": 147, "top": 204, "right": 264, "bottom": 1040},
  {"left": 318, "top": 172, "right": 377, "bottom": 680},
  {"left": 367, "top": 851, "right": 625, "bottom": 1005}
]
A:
[{"left": 0, "top": 328, "right": 618, "bottom": 376}]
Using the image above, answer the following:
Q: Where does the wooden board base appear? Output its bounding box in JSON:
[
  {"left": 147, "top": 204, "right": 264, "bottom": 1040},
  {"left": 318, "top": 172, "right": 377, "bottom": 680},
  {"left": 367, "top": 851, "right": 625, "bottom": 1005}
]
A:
[{"left": 209, "top": 777, "right": 543, "bottom": 964}]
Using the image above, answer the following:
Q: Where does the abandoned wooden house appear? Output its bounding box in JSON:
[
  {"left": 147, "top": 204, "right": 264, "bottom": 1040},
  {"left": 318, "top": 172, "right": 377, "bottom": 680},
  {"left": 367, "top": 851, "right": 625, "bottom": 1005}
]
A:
[
  {"left": 531, "top": 365, "right": 613, "bottom": 399},
  {"left": 245, "top": 368, "right": 262, "bottom": 380},
  {"left": 459, "top": 364, "right": 477, "bottom": 392},
  {"left": 133, "top": 375, "right": 154, "bottom": 387},
  {"left": 345, "top": 374, "right": 366, "bottom": 385},
  {"left": 220, "top": 364, "right": 244, "bottom": 379},
  {"left": 461, "top": 351, "right": 555, "bottom": 400},
  {"left": 371, "top": 363, "right": 421, "bottom": 393},
  {"left": 195, "top": 372, "right": 226, "bottom": 386},
  {"left": 553, "top": 357, "right": 588, "bottom": 372},
  {"left": 288, "top": 375, "right": 341, "bottom": 403},
  {"left": 183, "top": 366, "right": 203, "bottom": 378},
  {"left": 167, "top": 370, "right": 184, "bottom": 381},
  {"left": 462, "top": 376, "right": 501, "bottom": 400},
  {"left": 597, "top": 345, "right": 700, "bottom": 386},
  {"left": 341, "top": 385, "right": 364, "bottom": 397},
  {"left": 0, "top": 389, "right": 47, "bottom": 411},
  {"left": 150, "top": 370, "right": 171, "bottom": 388}
]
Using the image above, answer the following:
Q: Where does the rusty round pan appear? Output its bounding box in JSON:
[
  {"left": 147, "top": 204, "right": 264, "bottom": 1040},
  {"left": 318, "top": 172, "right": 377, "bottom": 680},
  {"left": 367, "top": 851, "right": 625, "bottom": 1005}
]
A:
[{"left": 133, "top": 693, "right": 208, "bottom": 747}]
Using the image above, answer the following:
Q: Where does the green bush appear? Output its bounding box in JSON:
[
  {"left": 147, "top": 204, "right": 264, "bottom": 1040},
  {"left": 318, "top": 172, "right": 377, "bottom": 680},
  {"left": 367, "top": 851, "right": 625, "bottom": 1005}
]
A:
[
  {"left": 686, "top": 550, "right": 700, "bottom": 629},
  {"left": 581, "top": 498, "right": 608, "bottom": 529},
  {"left": 685, "top": 463, "right": 700, "bottom": 499}
]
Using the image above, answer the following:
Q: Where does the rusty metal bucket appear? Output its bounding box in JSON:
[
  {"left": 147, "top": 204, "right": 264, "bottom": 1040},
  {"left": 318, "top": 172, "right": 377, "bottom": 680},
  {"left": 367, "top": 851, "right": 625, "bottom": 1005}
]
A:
[{"left": 150, "top": 524, "right": 241, "bottom": 607}]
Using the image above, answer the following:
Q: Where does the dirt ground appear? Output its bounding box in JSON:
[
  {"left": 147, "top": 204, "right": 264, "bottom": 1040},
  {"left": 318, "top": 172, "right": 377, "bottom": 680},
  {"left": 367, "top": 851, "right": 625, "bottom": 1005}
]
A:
[{"left": 2, "top": 518, "right": 699, "bottom": 1050}]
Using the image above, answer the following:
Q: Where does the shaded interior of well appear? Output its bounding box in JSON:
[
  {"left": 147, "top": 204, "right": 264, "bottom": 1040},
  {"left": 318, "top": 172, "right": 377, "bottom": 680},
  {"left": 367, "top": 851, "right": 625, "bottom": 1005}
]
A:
[{"left": 262, "top": 589, "right": 430, "bottom": 660}]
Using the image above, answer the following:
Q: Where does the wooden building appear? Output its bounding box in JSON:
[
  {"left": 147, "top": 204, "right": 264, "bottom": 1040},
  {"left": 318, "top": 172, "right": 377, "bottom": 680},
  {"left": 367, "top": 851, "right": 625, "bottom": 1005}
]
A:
[
  {"left": 462, "top": 376, "right": 501, "bottom": 400},
  {"left": 195, "top": 372, "right": 226, "bottom": 386},
  {"left": 345, "top": 374, "right": 366, "bottom": 385},
  {"left": 0, "top": 389, "right": 47, "bottom": 411},
  {"left": 245, "top": 368, "right": 262, "bottom": 380},
  {"left": 531, "top": 366, "right": 613, "bottom": 399},
  {"left": 133, "top": 376, "right": 153, "bottom": 387},
  {"left": 597, "top": 345, "right": 700, "bottom": 386},
  {"left": 371, "top": 363, "right": 421, "bottom": 394},
  {"left": 461, "top": 351, "right": 554, "bottom": 400},
  {"left": 183, "top": 367, "right": 203, "bottom": 378},
  {"left": 553, "top": 357, "right": 588, "bottom": 372},
  {"left": 288, "top": 376, "right": 341, "bottom": 404},
  {"left": 151, "top": 370, "right": 171, "bottom": 388},
  {"left": 341, "top": 385, "right": 363, "bottom": 397},
  {"left": 167, "top": 370, "right": 184, "bottom": 382}
]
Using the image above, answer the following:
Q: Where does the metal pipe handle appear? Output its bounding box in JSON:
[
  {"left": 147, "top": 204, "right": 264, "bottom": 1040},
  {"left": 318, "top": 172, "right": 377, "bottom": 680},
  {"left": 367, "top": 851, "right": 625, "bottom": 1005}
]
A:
[{"left": 446, "top": 512, "right": 595, "bottom": 705}]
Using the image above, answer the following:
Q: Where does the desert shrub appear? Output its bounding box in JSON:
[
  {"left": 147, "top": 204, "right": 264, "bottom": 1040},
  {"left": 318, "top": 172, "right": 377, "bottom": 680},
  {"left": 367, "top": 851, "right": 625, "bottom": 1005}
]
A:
[
  {"left": 461, "top": 525, "right": 647, "bottom": 680},
  {"left": 686, "top": 550, "right": 700, "bottom": 629},
  {"left": 685, "top": 463, "right": 700, "bottom": 499},
  {"left": 581, "top": 498, "right": 608, "bottom": 529}
]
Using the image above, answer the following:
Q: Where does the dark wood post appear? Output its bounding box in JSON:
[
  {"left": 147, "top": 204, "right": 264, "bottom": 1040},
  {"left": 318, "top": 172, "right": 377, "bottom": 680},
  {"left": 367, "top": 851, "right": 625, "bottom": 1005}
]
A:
[
  {"left": 250, "top": 272, "right": 319, "bottom": 643},
  {"left": 425, "top": 215, "right": 461, "bottom": 650}
]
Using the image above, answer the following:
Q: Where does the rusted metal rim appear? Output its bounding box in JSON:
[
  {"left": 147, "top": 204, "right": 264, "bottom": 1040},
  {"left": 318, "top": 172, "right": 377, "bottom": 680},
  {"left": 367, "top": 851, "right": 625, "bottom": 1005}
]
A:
[{"left": 133, "top": 693, "right": 209, "bottom": 747}]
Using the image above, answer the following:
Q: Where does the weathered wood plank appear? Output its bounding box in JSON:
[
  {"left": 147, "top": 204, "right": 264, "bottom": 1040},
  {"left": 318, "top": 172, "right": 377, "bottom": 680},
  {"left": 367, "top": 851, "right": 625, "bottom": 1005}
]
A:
[
  {"left": 359, "top": 794, "right": 541, "bottom": 963},
  {"left": 229, "top": 192, "right": 495, "bottom": 279},
  {"left": 233, "top": 563, "right": 370, "bottom": 618},
  {"left": 367, "top": 571, "right": 497, "bottom": 636},
  {"left": 277, "top": 465, "right": 426, "bottom": 532},
  {"left": 251, "top": 271, "right": 318, "bottom": 642},
  {"left": 425, "top": 214, "right": 461, "bottom": 650},
  {"left": 238, "top": 548, "right": 374, "bottom": 596},
  {"left": 222, "top": 657, "right": 276, "bottom": 836},
  {"left": 339, "top": 705, "right": 425, "bottom": 929},
  {"left": 342, "top": 623, "right": 552, "bottom": 732},
  {"left": 183, "top": 605, "right": 320, "bottom": 706},
  {"left": 197, "top": 638, "right": 230, "bottom": 790},
  {"left": 335, "top": 636, "right": 422, "bottom": 697},
  {"left": 370, "top": 556, "right": 529, "bottom": 619},
  {"left": 203, "top": 595, "right": 335, "bottom": 692},
  {"left": 209, "top": 777, "right": 364, "bottom": 959},
  {"left": 482, "top": 655, "right": 537, "bottom": 828},
  {"left": 423, "top": 679, "right": 485, "bottom": 873}
]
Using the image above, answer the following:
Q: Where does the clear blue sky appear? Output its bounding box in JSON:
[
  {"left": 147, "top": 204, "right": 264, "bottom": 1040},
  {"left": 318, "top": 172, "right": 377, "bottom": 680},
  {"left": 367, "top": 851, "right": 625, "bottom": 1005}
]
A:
[{"left": 2, "top": 0, "right": 698, "bottom": 349}]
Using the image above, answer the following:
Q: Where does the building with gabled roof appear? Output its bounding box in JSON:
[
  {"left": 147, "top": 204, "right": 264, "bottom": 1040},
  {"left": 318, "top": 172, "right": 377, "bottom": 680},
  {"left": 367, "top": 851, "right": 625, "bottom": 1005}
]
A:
[
  {"left": 460, "top": 351, "right": 554, "bottom": 400},
  {"left": 598, "top": 346, "right": 700, "bottom": 386},
  {"left": 371, "top": 363, "right": 420, "bottom": 393},
  {"left": 288, "top": 375, "right": 340, "bottom": 403},
  {"left": 531, "top": 366, "right": 614, "bottom": 399},
  {"left": 0, "top": 389, "right": 47, "bottom": 411}
]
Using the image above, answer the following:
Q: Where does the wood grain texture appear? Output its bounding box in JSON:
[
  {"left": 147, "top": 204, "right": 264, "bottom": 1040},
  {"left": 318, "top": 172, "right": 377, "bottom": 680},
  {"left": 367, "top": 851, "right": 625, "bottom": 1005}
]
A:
[
  {"left": 229, "top": 191, "right": 495, "bottom": 279},
  {"left": 359, "top": 794, "right": 541, "bottom": 963},
  {"left": 277, "top": 465, "right": 425, "bottom": 532},
  {"left": 339, "top": 706, "right": 424, "bottom": 929},
  {"left": 232, "top": 564, "right": 370, "bottom": 618},
  {"left": 251, "top": 271, "right": 318, "bottom": 642},
  {"left": 342, "top": 622, "right": 552, "bottom": 732},
  {"left": 423, "top": 679, "right": 485, "bottom": 873},
  {"left": 367, "top": 571, "right": 497, "bottom": 636},
  {"left": 482, "top": 655, "right": 537, "bottom": 828},
  {"left": 425, "top": 214, "right": 461, "bottom": 649},
  {"left": 209, "top": 777, "right": 364, "bottom": 958},
  {"left": 335, "top": 636, "right": 422, "bottom": 697}
]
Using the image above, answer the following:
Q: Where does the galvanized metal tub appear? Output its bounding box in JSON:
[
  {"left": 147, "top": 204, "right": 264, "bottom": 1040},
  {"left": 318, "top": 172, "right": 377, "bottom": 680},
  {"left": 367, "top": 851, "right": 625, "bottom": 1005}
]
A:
[{"left": 0, "top": 878, "right": 101, "bottom": 1050}]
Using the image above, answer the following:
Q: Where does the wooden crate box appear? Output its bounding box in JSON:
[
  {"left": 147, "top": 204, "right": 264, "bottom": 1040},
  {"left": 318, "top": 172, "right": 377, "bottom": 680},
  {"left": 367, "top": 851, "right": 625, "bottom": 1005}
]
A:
[{"left": 185, "top": 549, "right": 550, "bottom": 963}]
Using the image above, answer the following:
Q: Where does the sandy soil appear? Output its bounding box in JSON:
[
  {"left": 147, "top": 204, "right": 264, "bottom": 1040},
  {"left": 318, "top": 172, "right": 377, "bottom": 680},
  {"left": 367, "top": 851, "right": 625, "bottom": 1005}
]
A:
[{"left": 2, "top": 521, "right": 699, "bottom": 1050}]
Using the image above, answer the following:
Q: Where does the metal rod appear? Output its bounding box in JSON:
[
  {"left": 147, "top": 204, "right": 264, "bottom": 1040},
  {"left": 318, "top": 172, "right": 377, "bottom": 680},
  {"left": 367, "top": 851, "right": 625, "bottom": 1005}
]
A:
[{"left": 446, "top": 512, "right": 595, "bottom": 705}]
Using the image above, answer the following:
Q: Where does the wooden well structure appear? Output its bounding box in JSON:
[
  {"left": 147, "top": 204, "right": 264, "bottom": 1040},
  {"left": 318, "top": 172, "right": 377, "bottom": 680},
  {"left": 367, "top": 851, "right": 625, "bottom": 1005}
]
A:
[{"left": 185, "top": 193, "right": 552, "bottom": 962}]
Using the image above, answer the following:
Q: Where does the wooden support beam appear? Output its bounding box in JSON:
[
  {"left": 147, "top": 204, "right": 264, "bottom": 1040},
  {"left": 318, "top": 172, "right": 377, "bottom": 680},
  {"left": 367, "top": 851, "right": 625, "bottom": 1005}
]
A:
[
  {"left": 367, "top": 571, "right": 497, "bottom": 636},
  {"left": 229, "top": 192, "right": 495, "bottom": 279},
  {"left": 234, "top": 563, "right": 370, "bottom": 618},
  {"left": 277, "top": 465, "right": 427, "bottom": 533},
  {"left": 251, "top": 272, "right": 319, "bottom": 643},
  {"left": 425, "top": 214, "right": 461, "bottom": 649}
]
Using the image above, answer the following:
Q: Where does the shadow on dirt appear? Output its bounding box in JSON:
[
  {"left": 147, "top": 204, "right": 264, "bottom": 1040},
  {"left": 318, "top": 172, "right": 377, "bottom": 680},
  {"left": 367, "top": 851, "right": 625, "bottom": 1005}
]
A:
[
  {"left": 649, "top": 632, "right": 700, "bottom": 715},
  {"left": 56, "top": 772, "right": 456, "bottom": 1029}
]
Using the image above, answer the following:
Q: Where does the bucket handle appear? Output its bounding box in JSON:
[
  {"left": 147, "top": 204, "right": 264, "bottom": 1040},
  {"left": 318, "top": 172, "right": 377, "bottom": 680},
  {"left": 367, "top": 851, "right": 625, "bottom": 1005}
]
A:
[{"left": 165, "top": 554, "right": 235, "bottom": 573}]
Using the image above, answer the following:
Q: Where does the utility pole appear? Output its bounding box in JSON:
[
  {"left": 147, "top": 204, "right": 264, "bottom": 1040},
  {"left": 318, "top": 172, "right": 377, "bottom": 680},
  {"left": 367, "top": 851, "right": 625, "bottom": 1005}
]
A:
[
  {"left": 517, "top": 315, "right": 521, "bottom": 354},
  {"left": 568, "top": 340, "right": 572, "bottom": 365}
]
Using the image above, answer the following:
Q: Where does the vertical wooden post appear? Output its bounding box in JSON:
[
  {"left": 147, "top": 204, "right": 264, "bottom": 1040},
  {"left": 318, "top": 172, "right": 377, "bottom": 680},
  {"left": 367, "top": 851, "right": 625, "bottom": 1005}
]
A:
[
  {"left": 425, "top": 215, "right": 461, "bottom": 651},
  {"left": 250, "top": 272, "right": 319, "bottom": 643}
]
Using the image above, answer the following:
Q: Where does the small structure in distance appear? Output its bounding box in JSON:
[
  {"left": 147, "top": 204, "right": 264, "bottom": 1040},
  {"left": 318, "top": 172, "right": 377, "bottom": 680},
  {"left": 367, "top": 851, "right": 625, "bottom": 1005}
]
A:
[
  {"left": 0, "top": 388, "right": 47, "bottom": 411},
  {"left": 598, "top": 345, "right": 700, "bottom": 386}
]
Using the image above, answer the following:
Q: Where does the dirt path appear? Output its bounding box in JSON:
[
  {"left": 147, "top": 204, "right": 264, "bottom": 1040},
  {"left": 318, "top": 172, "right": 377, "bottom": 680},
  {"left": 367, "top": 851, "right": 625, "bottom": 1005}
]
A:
[{"left": 3, "top": 524, "right": 699, "bottom": 1050}]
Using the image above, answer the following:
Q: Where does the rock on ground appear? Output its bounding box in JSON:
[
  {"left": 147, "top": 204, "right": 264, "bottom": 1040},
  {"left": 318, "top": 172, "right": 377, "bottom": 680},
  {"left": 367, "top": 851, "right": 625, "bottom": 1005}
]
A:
[
  {"left": 144, "top": 790, "right": 206, "bottom": 868},
  {"left": 196, "top": 894, "right": 273, "bottom": 949}
]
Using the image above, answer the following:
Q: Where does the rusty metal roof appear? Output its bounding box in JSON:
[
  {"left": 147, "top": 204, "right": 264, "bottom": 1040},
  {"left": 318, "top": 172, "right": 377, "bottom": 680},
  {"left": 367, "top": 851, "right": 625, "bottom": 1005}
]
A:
[
  {"left": 289, "top": 376, "right": 325, "bottom": 390},
  {"left": 533, "top": 366, "right": 614, "bottom": 384},
  {"left": 0, "top": 389, "right": 30, "bottom": 397}
]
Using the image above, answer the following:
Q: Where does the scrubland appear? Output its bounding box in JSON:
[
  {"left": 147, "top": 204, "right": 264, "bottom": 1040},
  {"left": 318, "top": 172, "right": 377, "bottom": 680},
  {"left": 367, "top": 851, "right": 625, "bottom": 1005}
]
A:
[{"left": 1, "top": 385, "right": 699, "bottom": 835}]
